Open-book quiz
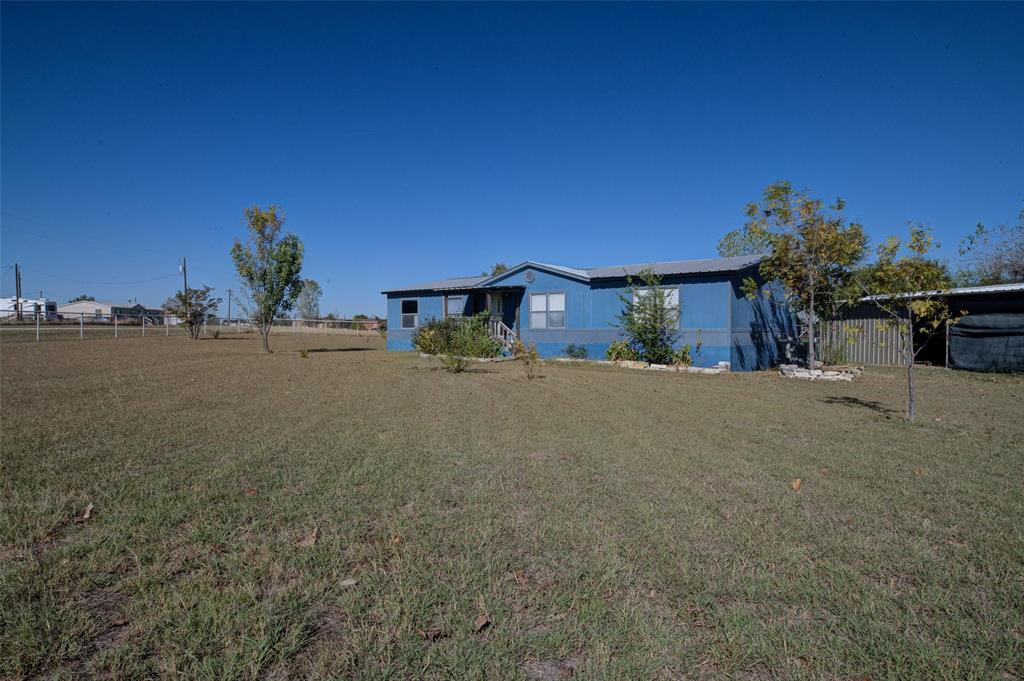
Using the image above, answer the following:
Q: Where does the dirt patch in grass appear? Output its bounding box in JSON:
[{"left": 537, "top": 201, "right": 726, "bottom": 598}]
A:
[{"left": 65, "top": 585, "right": 132, "bottom": 675}]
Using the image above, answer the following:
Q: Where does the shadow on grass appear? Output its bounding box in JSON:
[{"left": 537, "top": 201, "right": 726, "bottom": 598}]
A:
[
  {"left": 821, "top": 395, "right": 899, "bottom": 417},
  {"left": 305, "top": 347, "right": 376, "bottom": 353}
]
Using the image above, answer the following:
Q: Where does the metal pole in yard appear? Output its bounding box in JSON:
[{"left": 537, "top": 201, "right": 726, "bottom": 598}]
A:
[
  {"left": 166, "top": 315, "right": 169, "bottom": 336},
  {"left": 945, "top": 319, "right": 950, "bottom": 369},
  {"left": 35, "top": 311, "right": 40, "bottom": 341},
  {"left": 80, "top": 313, "right": 84, "bottom": 339},
  {"left": 114, "top": 314, "right": 118, "bottom": 339},
  {"left": 142, "top": 315, "right": 146, "bottom": 337}
]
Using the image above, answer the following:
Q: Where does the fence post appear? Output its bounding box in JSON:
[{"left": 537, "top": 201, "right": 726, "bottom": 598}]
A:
[
  {"left": 80, "top": 313, "right": 84, "bottom": 339},
  {"left": 35, "top": 311, "right": 40, "bottom": 341},
  {"left": 114, "top": 314, "right": 118, "bottom": 339},
  {"left": 166, "top": 315, "right": 169, "bottom": 336},
  {"left": 203, "top": 320, "right": 207, "bottom": 337},
  {"left": 142, "top": 316, "right": 146, "bottom": 337},
  {"left": 945, "top": 319, "right": 950, "bottom": 369}
]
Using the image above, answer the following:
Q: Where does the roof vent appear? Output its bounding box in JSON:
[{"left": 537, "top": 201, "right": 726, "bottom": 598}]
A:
[{"left": 524, "top": 270, "right": 535, "bottom": 282}]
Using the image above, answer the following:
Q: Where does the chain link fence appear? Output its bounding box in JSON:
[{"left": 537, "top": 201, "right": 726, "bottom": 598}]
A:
[{"left": 0, "top": 309, "right": 384, "bottom": 343}]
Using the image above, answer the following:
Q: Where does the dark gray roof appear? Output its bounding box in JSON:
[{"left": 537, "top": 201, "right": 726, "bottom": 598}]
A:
[
  {"left": 381, "top": 275, "right": 487, "bottom": 294},
  {"left": 382, "top": 255, "right": 764, "bottom": 294}
]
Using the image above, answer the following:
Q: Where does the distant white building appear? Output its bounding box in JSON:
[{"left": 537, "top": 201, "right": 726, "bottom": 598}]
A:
[
  {"left": 0, "top": 297, "right": 58, "bottom": 319},
  {"left": 57, "top": 301, "right": 164, "bottom": 320}
]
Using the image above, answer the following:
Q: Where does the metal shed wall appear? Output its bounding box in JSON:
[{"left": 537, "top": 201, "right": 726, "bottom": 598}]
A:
[{"left": 822, "top": 304, "right": 906, "bottom": 366}]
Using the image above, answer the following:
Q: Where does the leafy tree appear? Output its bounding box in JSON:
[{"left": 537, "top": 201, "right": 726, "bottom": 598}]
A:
[
  {"left": 163, "top": 286, "right": 222, "bottom": 340},
  {"left": 957, "top": 206, "right": 1024, "bottom": 285},
  {"left": 615, "top": 268, "right": 680, "bottom": 365},
  {"left": 735, "top": 182, "right": 867, "bottom": 369},
  {"left": 69, "top": 294, "right": 96, "bottom": 303},
  {"left": 230, "top": 205, "right": 305, "bottom": 353},
  {"left": 296, "top": 278, "right": 322, "bottom": 320},
  {"left": 353, "top": 313, "right": 369, "bottom": 320},
  {"left": 717, "top": 227, "right": 774, "bottom": 257},
  {"left": 861, "top": 225, "right": 956, "bottom": 422},
  {"left": 482, "top": 262, "right": 509, "bottom": 277}
]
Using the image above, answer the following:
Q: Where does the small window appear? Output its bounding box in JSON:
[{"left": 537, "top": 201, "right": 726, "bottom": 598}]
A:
[
  {"left": 445, "top": 295, "right": 464, "bottom": 318},
  {"left": 530, "top": 292, "right": 565, "bottom": 329},
  {"left": 401, "top": 299, "right": 418, "bottom": 328}
]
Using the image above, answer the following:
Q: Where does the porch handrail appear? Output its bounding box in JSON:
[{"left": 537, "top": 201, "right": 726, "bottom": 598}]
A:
[{"left": 488, "top": 318, "right": 517, "bottom": 350}]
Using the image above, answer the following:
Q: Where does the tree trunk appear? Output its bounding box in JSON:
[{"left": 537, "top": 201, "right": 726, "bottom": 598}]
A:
[
  {"left": 261, "top": 324, "right": 271, "bottom": 353},
  {"left": 807, "top": 289, "right": 816, "bottom": 369},
  {"left": 906, "top": 308, "right": 916, "bottom": 422}
]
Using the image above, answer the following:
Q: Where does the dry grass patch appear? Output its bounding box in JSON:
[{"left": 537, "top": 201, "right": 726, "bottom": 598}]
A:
[{"left": 2, "top": 332, "right": 1023, "bottom": 679}]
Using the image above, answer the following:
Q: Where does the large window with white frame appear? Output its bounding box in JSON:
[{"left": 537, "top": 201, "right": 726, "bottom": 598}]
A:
[
  {"left": 529, "top": 292, "right": 565, "bottom": 329},
  {"left": 633, "top": 286, "right": 680, "bottom": 325},
  {"left": 401, "top": 299, "right": 418, "bottom": 328}
]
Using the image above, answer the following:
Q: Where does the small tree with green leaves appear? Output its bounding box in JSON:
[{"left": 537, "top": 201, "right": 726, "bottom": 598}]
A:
[
  {"left": 482, "top": 262, "right": 509, "bottom": 277},
  {"left": 296, "top": 278, "right": 322, "bottom": 320},
  {"left": 230, "top": 205, "right": 304, "bottom": 353},
  {"left": 163, "top": 286, "right": 222, "bottom": 340},
  {"left": 728, "top": 182, "right": 867, "bottom": 368},
  {"left": 615, "top": 268, "right": 680, "bottom": 365},
  {"left": 863, "top": 224, "right": 957, "bottom": 422},
  {"left": 69, "top": 294, "right": 96, "bottom": 303}
]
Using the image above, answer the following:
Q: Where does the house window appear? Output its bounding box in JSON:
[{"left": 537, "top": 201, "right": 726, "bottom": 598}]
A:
[
  {"left": 530, "top": 292, "right": 565, "bottom": 329},
  {"left": 445, "top": 295, "right": 464, "bottom": 318},
  {"left": 401, "top": 299, "right": 418, "bottom": 328},
  {"left": 633, "top": 287, "right": 680, "bottom": 324}
]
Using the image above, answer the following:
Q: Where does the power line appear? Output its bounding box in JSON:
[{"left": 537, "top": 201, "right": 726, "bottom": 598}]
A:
[
  {"left": 18, "top": 266, "right": 181, "bottom": 286},
  {"left": 2, "top": 213, "right": 240, "bottom": 281},
  {"left": 1, "top": 211, "right": 182, "bottom": 260}
]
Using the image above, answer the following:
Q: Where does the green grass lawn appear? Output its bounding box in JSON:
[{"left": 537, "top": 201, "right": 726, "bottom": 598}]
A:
[{"left": 2, "top": 332, "right": 1022, "bottom": 680}]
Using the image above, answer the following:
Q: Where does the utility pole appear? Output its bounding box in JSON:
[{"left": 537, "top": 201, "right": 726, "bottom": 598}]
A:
[
  {"left": 227, "top": 288, "right": 232, "bottom": 322},
  {"left": 14, "top": 263, "right": 22, "bottom": 320},
  {"left": 180, "top": 257, "right": 189, "bottom": 323}
]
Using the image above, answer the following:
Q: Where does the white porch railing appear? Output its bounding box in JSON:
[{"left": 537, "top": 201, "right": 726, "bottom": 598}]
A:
[{"left": 488, "top": 318, "right": 517, "bottom": 351}]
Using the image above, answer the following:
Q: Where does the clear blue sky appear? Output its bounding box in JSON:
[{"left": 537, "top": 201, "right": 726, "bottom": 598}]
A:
[{"left": 2, "top": 2, "right": 1022, "bottom": 316}]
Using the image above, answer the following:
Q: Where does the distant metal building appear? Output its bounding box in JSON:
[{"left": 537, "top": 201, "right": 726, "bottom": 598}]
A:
[
  {"left": 57, "top": 300, "right": 164, "bottom": 320},
  {"left": 824, "top": 282, "right": 1024, "bottom": 371}
]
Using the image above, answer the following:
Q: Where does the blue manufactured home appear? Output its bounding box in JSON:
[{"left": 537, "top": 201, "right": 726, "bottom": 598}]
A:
[{"left": 382, "top": 255, "right": 796, "bottom": 371}]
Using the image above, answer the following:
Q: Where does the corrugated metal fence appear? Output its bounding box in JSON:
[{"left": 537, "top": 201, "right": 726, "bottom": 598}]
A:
[{"left": 822, "top": 304, "right": 906, "bottom": 366}]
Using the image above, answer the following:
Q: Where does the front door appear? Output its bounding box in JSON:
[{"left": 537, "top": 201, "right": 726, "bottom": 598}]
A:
[{"left": 487, "top": 292, "right": 503, "bottom": 319}]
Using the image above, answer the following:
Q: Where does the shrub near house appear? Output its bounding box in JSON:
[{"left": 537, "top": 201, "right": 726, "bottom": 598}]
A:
[{"left": 411, "top": 312, "right": 502, "bottom": 359}]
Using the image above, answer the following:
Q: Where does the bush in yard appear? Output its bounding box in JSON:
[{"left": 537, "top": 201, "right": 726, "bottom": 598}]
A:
[
  {"left": 564, "top": 343, "right": 588, "bottom": 359},
  {"left": 671, "top": 344, "right": 692, "bottom": 367},
  {"left": 163, "top": 285, "right": 222, "bottom": 340},
  {"left": 412, "top": 312, "right": 501, "bottom": 359},
  {"left": 606, "top": 340, "right": 639, "bottom": 362},
  {"left": 614, "top": 267, "right": 681, "bottom": 364},
  {"left": 439, "top": 352, "right": 471, "bottom": 373},
  {"left": 513, "top": 339, "right": 540, "bottom": 379},
  {"left": 411, "top": 319, "right": 445, "bottom": 355}
]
